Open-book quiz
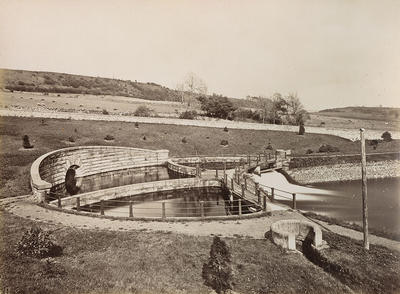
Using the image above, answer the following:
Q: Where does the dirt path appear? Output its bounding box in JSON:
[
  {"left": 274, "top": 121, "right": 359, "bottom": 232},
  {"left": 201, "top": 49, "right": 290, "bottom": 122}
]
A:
[
  {"left": 2, "top": 196, "right": 400, "bottom": 252},
  {"left": 1, "top": 109, "right": 398, "bottom": 140}
]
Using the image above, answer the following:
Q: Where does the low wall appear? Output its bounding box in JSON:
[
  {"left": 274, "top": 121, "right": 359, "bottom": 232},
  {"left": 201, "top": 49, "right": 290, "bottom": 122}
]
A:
[
  {"left": 31, "top": 146, "right": 169, "bottom": 202},
  {"left": 50, "top": 178, "right": 222, "bottom": 209},
  {"left": 290, "top": 152, "right": 400, "bottom": 168},
  {"left": 270, "top": 219, "right": 323, "bottom": 251}
]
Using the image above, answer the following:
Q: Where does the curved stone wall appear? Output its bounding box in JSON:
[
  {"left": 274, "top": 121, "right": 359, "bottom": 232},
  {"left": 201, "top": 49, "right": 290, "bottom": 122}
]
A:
[{"left": 31, "top": 146, "right": 169, "bottom": 202}]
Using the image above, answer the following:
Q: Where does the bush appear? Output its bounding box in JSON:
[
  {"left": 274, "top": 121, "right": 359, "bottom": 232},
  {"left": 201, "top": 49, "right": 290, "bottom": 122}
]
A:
[
  {"left": 381, "top": 131, "right": 392, "bottom": 142},
  {"left": 223, "top": 126, "right": 228, "bottom": 132},
  {"left": 369, "top": 139, "right": 379, "bottom": 150},
  {"left": 104, "top": 135, "right": 114, "bottom": 141},
  {"left": 102, "top": 109, "right": 109, "bottom": 115},
  {"left": 68, "top": 136, "right": 75, "bottom": 143},
  {"left": 134, "top": 105, "right": 152, "bottom": 117},
  {"left": 198, "top": 94, "right": 237, "bottom": 119},
  {"left": 298, "top": 124, "right": 305, "bottom": 135},
  {"left": 179, "top": 110, "right": 197, "bottom": 119},
  {"left": 182, "top": 137, "right": 187, "bottom": 144},
  {"left": 318, "top": 144, "right": 340, "bottom": 153},
  {"left": 22, "top": 135, "right": 33, "bottom": 149},
  {"left": 134, "top": 122, "right": 139, "bottom": 128},
  {"left": 16, "top": 226, "right": 62, "bottom": 258},
  {"left": 306, "top": 149, "right": 314, "bottom": 154},
  {"left": 143, "top": 136, "right": 146, "bottom": 141},
  {"left": 220, "top": 139, "right": 228, "bottom": 146},
  {"left": 202, "top": 236, "right": 233, "bottom": 294}
]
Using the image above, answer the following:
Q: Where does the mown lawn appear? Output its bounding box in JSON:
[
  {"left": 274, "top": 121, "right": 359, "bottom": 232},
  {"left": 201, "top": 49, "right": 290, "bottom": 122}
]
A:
[{"left": 2, "top": 116, "right": 399, "bottom": 198}]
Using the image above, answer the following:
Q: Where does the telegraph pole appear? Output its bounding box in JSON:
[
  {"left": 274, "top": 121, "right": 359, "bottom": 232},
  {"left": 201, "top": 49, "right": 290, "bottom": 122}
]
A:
[{"left": 360, "top": 128, "right": 369, "bottom": 250}]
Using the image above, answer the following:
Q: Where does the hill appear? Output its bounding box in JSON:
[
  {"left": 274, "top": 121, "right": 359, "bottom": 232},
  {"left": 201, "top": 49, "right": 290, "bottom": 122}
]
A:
[
  {"left": 318, "top": 106, "right": 400, "bottom": 122},
  {"left": 0, "top": 68, "right": 257, "bottom": 108}
]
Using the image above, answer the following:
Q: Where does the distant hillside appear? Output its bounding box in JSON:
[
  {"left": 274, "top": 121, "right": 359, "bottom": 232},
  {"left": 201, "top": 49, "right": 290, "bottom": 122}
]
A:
[
  {"left": 318, "top": 106, "right": 400, "bottom": 122},
  {"left": 0, "top": 68, "right": 183, "bottom": 102},
  {"left": 0, "top": 68, "right": 256, "bottom": 108}
]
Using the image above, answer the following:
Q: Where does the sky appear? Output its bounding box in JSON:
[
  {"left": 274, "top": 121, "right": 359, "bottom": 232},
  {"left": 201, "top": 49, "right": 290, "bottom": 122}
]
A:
[{"left": 0, "top": 0, "right": 399, "bottom": 110}]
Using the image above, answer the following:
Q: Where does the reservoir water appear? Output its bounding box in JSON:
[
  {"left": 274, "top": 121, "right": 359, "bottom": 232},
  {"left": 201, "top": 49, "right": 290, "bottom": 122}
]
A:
[{"left": 258, "top": 172, "right": 400, "bottom": 235}]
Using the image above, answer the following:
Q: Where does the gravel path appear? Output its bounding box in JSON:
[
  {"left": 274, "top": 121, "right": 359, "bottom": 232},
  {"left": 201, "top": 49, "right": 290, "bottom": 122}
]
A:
[
  {"left": 2, "top": 196, "right": 400, "bottom": 252},
  {"left": 1, "top": 109, "right": 398, "bottom": 141}
]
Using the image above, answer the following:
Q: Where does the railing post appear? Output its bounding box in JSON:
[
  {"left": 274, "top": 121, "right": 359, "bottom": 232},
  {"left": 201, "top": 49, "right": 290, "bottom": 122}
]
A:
[
  {"left": 255, "top": 182, "right": 260, "bottom": 204},
  {"left": 244, "top": 177, "right": 247, "bottom": 190},
  {"left": 196, "top": 163, "right": 201, "bottom": 178},
  {"left": 76, "top": 197, "right": 80, "bottom": 212},
  {"left": 247, "top": 154, "right": 250, "bottom": 164},
  {"left": 200, "top": 201, "right": 205, "bottom": 219},
  {"left": 238, "top": 199, "right": 242, "bottom": 217},
  {"left": 241, "top": 184, "right": 245, "bottom": 198},
  {"left": 129, "top": 201, "right": 133, "bottom": 218},
  {"left": 263, "top": 194, "right": 267, "bottom": 211},
  {"left": 271, "top": 188, "right": 275, "bottom": 202},
  {"left": 292, "top": 193, "right": 296, "bottom": 210},
  {"left": 223, "top": 160, "right": 227, "bottom": 176},
  {"left": 231, "top": 178, "right": 234, "bottom": 190},
  {"left": 215, "top": 169, "right": 219, "bottom": 179},
  {"left": 224, "top": 173, "right": 228, "bottom": 186},
  {"left": 57, "top": 195, "right": 61, "bottom": 208},
  {"left": 100, "top": 200, "right": 104, "bottom": 216},
  {"left": 162, "top": 202, "right": 166, "bottom": 220}
]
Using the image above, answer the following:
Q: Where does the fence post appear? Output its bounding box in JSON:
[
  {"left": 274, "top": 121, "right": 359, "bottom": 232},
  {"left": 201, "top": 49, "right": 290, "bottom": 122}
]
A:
[
  {"left": 196, "top": 163, "right": 201, "bottom": 178},
  {"left": 263, "top": 194, "right": 267, "bottom": 211},
  {"left": 231, "top": 178, "right": 234, "bottom": 190},
  {"left": 223, "top": 160, "right": 227, "bottom": 176},
  {"left": 238, "top": 199, "right": 242, "bottom": 217},
  {"left": 57, "top": 195, "right": 61, "bottom": 208},
  {"left": 76, "top": 197, "right": 80, "bottom": 211},
  {"left": 129, "top": 201, "right": 133, "bottom": 218},
  {"left": 162, "top": 202, "right": 166, "bottom": 220},
  {"left": 215, "top": 169, "right": 219, "bottom": 179},
  {"left": 247, "top": 154, "right": 250, "bottom": 164},
  {"left": 244, "top": 177, "right": 247, "bottom": 190},
  {"left": 200, "top": 201, "right": 204, "bottom": 219},
  {"left": 100, "top": 200, "right": 104, "bottom": 215},
  {"left": 292, "top": 193, "right": 296, "bottom": 210},
  {"left": 271, "top": 188, "right": 275, "bottom": 202},
  {"left": 255, "top": 183, "right": 260, "bottom": 204},
  {"left": 241, "top": 184, "right": 245, "bottom": 198}
]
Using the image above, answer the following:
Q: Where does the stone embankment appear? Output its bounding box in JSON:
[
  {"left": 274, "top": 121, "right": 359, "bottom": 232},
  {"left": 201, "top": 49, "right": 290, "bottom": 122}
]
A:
[
  {"left": 1, "top": 109, "right": 399, "bottom": 141},
  {"left": 288, "top": 160, "right": 400, "bottom": 184}
]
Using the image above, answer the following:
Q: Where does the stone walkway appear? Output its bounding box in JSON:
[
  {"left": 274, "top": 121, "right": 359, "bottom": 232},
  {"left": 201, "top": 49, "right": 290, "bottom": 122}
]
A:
[
  {"left": 2, "top": 196, "right": 400, "bottom": 252},
  {"left": 1, "top": 109, "right": 398, "bottom": 140}
]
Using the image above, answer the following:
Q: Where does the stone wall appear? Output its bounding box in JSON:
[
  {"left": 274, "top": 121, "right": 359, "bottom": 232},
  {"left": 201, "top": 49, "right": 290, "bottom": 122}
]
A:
[{"left": 31, "top": 146, "right": 169, "bottom": 202}]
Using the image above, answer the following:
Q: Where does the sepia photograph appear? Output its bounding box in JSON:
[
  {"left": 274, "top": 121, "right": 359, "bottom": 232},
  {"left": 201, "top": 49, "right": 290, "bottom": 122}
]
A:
[{"left": 0, "top": 0, "right": 399, "bottom": 293}]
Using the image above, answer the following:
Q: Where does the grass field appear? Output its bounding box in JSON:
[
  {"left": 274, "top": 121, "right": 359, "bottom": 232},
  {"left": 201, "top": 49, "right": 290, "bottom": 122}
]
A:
[
  {"left": 2, "top": 116, "right": 399, "bottom": 198},
  {"left": 1, "top": 209, "right": 399, "bottom": 294}
]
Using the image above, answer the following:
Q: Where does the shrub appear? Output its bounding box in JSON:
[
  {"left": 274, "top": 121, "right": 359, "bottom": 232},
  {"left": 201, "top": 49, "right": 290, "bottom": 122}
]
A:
[
  {"left": 202, "top": 236, "right": 233, "bottom": 294},
  {"left": 381, "top": 131, "right": 392, "bottom": 142},
  {"left": 16, "top": 226, "right": 62, "bottom": 258},
  {"left": 179, "top": 110, "right": 197, "bottom": 119},
  {"left": 220, "top": 139, "right": 228, "bottom": 146},
  {"left": 104, "top": 135, "right": 114, "bottom": 141},
  {"left": 143, "top": 136, "right": 147, "bottom": 141},
  {"left": 68, "top": 136, "right": 75, "bottom": 143},
  {"left": 22, "top": 135, "right": 33, "bottom": 149},
  {"left": 135, "top": 122, "right": 139, "bottom": 128},
  {"left": 318, "top": 144, "right": 340, "bottom": 153},
  {"left": 298, "top": 124, "right": 305, "bottom": 135},
  {"left": 181, "top": 137, "right": 187, "bottom": 144},
  {"left": 134, "top": 105, "right": 152, "bottom": 117},
  {"left": 266, "top": 143, "right": 273, "bottom": 150},
  {"left": 306, "top": 149, "right": 314, "bottom": 154},
  {"left": 369, "top": 139, "right": 379, "bottom": 150},
  {"left": 102, "top": 109, "right": 109, "bottom": 115},
  {"left": 223, "top": 126, "right": 228, "bottom": 132}
]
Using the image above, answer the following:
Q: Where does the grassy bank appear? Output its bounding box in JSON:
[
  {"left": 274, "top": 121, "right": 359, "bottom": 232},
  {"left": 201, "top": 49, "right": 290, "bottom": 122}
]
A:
[
  {"left": 3, "top": 115, "right": 395, "bottom": 198},
  {"left": 2, "top": 209, "right": 399, "bottom": 294}
]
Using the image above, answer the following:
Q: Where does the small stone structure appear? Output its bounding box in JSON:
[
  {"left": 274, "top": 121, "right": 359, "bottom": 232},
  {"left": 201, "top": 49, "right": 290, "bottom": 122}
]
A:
[{"left": 270, "top": 219, "right": 325, "bottom": 251}]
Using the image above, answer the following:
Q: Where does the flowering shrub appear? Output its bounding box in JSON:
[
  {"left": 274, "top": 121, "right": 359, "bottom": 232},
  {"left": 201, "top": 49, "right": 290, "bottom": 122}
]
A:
[{"left": 16, "top": 227, "right": 62, "bottom": 258}]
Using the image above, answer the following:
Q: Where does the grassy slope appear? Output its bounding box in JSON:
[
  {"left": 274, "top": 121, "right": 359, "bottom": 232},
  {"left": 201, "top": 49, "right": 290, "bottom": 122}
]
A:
[
  {"left": 4, "top": 116, "right": 400, "bottom": 198},
  {"left": 318, "top": 106, "right": 400, "bottom": 122}
]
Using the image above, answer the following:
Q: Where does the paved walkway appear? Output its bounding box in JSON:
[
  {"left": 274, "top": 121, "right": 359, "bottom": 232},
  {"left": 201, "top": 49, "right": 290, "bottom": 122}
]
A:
[
  {"left": 2, "top": 196, "right": 400, "bottom": 252},
  {"left": 1, "top": 109, "right": 397, "bottom": 140}
]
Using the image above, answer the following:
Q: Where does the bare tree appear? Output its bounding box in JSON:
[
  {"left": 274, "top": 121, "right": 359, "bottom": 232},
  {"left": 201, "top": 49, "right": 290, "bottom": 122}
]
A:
[
  {"left": 285, "top": 93, "right": 309, "bottom": 125},
  {"left": 177, "top": 72, "right": 207, "bottom": 107}
]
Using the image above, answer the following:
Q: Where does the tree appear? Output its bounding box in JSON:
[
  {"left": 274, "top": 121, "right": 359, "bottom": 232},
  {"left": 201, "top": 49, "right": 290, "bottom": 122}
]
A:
[
  {"left": 176, "top": 72, "right": 207, "bottom": 107},
  {"left": 202, "top": 236, "right": 233, "bottom": 294},
  {"left": 255, "top": 96, "right": 273, "bottom": 123},
  {"left": 198, "top": 94, "right": 236, "bottom": 119},
  {"left": 284, "top": 93, "right": 309, "bottom": 125},
  {"left": 298, "top": 124, "right": 305, "bottom": 135},
  {"left": 381, "top": 131, "right": 392, "bottom": 142},
  {"left": 269, "top": 93, "right": 286, "bottom": 124}
]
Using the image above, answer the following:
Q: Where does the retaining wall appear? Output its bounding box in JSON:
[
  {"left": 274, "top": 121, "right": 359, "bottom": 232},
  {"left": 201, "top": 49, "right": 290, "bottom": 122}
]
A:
[{"left": 31, "top": 146, "right": 169, "bottom": 202}]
